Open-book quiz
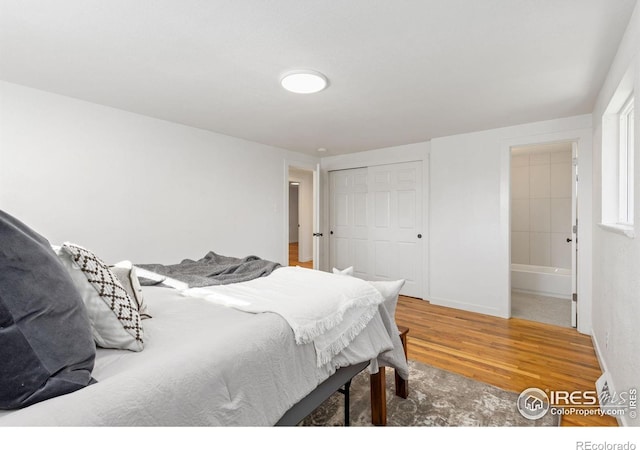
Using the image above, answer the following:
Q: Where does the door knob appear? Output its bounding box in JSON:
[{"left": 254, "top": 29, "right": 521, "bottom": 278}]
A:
[
  {"left": 417, "top": 234, "right": 422, "bottom": 239},
  {"left": 566, "top": 238, "right": 572, "bottom": 243}
]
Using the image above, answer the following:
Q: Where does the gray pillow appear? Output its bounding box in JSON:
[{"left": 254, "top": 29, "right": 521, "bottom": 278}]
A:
[{"left": 0, "top": 210, "right": 96, "bottom": 409}]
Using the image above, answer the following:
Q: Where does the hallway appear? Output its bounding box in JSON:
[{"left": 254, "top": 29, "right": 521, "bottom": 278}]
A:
[{"left": 288, "top": 242, "right": 313, "bottom": 269}]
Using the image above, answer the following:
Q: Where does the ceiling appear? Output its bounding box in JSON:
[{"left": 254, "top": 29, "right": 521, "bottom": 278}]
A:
[{"left": 0, "top": 0, "right": 636, "bottom": 156}]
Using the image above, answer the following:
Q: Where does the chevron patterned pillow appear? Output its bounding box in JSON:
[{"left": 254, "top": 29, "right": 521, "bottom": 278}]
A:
[{"left": 58, "top": 243, "right": 144, "bottom": 352}]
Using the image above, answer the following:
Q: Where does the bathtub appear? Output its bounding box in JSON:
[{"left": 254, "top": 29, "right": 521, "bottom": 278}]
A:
[{"left": 511, "top": 264, "right": 572, "bottom": 299}]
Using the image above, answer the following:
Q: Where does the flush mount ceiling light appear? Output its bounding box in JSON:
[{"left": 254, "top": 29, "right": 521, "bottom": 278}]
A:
[{"left": 280, "top": 70, "right": 328, "bottom": 94}]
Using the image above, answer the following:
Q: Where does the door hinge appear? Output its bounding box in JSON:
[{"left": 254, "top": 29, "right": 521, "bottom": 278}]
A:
[
  {"left": 313, "top": 232, "right": 323, "bottom": 237},
  {"left": 573, "top": 293, "right": 578, "bottom": 303}
]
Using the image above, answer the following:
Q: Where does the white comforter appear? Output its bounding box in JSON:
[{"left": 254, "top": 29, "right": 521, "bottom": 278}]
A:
[
  {"left": 0, "top": 282, "right": 397, "bottom": 426},
  {"left": 183, "top": 266, "right": 385, "bottom": 367}
]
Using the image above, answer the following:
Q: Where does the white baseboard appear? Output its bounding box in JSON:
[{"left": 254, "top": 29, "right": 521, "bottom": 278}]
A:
[{"left": 428, "top": 295, "right": 508, "bottom": 318}]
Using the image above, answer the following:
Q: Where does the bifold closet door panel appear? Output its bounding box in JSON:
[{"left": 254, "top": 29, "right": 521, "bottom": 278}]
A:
[
  {"left": 368, "top": 162, "right": 423, "bottom": 297},
  {"left": 329, "top": 168, "right": 370, "bottom": 279}
]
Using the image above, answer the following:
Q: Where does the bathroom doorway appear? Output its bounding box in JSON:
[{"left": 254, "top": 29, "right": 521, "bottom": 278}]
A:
[{"left": 510, "top": 141, "right": 577, "bottom": 328}]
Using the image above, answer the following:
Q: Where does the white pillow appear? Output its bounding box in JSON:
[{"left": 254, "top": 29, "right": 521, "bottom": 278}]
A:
[
  {"left": 332, "top": 266, "right": 354, "bottom": 276},
  {"left": 369, "top": 279, "right": 405, "bottom": 319},
  {"left": 56, "top": 243, "right": 144, "bottom": 352},
  {"left": 110, "top": 260, "right": 150, "bottom": 319},
  {"left": 331, "top": 266, "right": 403, "bottom": 318}
]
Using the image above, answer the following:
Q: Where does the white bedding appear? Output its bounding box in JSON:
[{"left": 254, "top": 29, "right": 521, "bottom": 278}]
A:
[
  {"left": 183, "top": 266, "right": 385, "bottom": 367},
  {"left": 0, "top": 283, "right": 396, "bottom": 426}
]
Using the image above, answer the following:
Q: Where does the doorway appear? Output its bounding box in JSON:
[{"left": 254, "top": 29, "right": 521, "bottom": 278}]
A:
[
  {"left": 288, "top": 166, "right": 316, "bottom": 269},
  {"left": 509, "top": 141, "right": 577, "bottom": 328}
]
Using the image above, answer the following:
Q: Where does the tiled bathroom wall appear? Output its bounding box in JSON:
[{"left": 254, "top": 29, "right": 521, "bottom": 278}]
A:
[{"left": 511, "top": 149, "right": 573, "bottom": 269}]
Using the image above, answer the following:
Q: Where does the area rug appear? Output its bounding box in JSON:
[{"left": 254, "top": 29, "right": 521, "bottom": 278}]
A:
[{"left": 302, "top": 360, "right": 560, "bottom": 427}]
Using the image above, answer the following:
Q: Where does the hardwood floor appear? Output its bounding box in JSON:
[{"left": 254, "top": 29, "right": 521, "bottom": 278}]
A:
[
  {"left": 395, "top": 295, "right": 617, "bottom": 427},
  {"left": 289, "top": 242, "right": 313, "bottom": 269}
]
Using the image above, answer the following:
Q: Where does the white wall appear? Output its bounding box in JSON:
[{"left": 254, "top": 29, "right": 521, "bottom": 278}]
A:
[
  {"left": 591, "top": 1, "right": 639, "bottom": 427},
  {"left": 429, "top": 115, "right": 593, "bottom": 323},
  {"left": 0, "top": 81, "right": 318, "bottom": 266}
]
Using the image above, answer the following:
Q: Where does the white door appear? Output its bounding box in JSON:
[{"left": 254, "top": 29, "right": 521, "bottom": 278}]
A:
[
  {"left": 329, "top": 162, "right": 423, "bottom": 297},
  {"left": 329, "top": 168, "right": 369, "bottom": 279}
]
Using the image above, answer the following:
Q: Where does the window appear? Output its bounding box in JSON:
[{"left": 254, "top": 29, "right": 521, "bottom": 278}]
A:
[
  {"left": 601, "top": 65, "right": 635, "bottom": 237},
  {"left": 618, "top": 96, "right": 634, "bottom": 225}
]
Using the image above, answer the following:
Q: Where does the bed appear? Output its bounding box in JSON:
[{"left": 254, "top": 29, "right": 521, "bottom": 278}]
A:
[{"left": 0, "top": 210, "right": 408, "bottom": 426}]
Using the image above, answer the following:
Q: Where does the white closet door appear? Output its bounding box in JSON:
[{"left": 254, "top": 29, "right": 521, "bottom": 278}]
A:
[
  {"left": 368, "top": 162, "right": 423, "bottom": 297},
  {"left": 329, "top": 162, "right": 423, "bottom": 298},
  {"left": 329, "top": 168, "right": 369, "bottom": 279}
]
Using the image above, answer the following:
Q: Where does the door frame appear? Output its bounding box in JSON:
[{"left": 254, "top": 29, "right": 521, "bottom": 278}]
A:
[
  {"left": 570, "top": 141, "right": 578, "bottom": 328},
  {"left": 508, "top": 140, "right": 577, "bottom": 327},
  {"left": 501, "top": 127, "right": 593, "bottom": 334},
  {"left": 283, "top": 160, "right": 320, "bottom": 269}
]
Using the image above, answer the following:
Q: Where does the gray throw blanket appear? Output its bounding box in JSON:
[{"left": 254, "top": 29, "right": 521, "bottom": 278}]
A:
[{"left": 136, "top": 251, "right": 281, "bottom": 288}]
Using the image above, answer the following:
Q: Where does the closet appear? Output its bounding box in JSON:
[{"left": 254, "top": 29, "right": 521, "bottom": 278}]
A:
[{"left": 329, "top": 161, "right": 423, "bottom": 298}]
